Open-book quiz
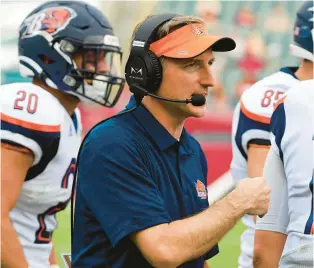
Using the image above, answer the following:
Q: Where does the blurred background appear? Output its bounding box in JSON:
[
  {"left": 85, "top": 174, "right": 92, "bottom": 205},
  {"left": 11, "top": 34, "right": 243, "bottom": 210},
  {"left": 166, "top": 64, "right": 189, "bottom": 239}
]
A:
[{"left": 0, "top": 0, "right": 302, "bottom": 267}]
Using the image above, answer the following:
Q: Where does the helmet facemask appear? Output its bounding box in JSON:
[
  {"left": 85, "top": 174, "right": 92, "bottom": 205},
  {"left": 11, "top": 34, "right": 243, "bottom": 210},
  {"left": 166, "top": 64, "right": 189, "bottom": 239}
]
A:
[{"left": 69, "top": 42, "right": 125, "bottom": 107}]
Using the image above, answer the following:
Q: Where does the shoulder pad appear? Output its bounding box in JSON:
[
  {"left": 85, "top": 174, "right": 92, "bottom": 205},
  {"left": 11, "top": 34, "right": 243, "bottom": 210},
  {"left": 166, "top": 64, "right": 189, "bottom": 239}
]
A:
[
  {"left": 1, "top": 83, "right": 63, "bottom": 132},
  {"left": 240, "top": 74, "right": 293, "bottom": 124}
]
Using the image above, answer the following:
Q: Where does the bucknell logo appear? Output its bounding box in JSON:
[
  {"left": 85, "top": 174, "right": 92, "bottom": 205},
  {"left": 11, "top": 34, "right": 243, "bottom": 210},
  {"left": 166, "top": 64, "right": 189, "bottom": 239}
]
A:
[
  {"left": 20, "top": 7, "right": 77, "bottom": 38},
  {"left": 192, "top": 25, "right": 206, "bottom": 36},
  {"left": 195, "top": 180, "right": 207, "bottom": 199}
]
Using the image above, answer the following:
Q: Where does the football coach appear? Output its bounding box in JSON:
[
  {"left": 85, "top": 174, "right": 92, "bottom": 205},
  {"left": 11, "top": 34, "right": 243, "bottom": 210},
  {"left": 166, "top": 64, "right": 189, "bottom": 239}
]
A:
[{"left": 72, "top": 14, "right": 271, "bottom": 268}]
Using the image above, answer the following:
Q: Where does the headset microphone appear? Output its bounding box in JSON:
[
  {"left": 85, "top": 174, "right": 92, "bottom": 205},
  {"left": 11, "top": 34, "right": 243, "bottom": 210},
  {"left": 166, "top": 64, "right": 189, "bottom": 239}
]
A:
[
  {"left": 132, "top": 84, "right": 206, "bottom": 107},
  {"left": 189, "top": 94, "right": 207, "bottom": 106}
]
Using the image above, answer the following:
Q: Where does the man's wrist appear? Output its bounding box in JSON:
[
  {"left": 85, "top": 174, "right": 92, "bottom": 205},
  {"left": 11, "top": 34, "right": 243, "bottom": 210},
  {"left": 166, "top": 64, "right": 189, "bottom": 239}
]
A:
[{"left": 225, "top": 190, "right": 248, "bottom": 216}]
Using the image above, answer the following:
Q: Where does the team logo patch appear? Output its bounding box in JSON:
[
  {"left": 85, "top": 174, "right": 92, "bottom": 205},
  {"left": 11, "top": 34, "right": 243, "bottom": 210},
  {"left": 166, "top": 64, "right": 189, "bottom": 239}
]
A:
[
  {"left": 20, "top": 7, "right": 77, "bottom": 38},
  {"left": 191, "top": 25, "right": 206, "bottom": 36},
  {"left": 195, "top": 179, "right": 207, "bottom": 199}
]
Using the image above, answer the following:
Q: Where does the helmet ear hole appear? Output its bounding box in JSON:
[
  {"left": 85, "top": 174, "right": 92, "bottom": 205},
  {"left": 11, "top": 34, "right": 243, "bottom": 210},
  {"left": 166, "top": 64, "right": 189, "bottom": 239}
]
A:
[{"left": 39, "top": 55, "right": 55, "bottom": 65}]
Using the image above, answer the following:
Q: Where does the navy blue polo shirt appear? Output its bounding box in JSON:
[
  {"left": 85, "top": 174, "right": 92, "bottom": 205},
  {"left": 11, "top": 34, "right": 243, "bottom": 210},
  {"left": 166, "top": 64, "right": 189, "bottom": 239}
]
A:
[{"left": 72, "top": 96, "right": 219, "bottom": 267}]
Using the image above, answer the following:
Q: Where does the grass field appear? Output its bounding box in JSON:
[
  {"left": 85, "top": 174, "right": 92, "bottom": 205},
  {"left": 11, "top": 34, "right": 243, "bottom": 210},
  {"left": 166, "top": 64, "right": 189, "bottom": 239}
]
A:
[{"left": 53, "top": 206, "right": 246, "bottom": 268}]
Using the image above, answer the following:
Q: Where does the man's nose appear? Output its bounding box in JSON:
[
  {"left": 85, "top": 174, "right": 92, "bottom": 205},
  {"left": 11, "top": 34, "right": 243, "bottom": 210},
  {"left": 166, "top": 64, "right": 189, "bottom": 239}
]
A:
[
  {"left": 96, "top": 57, "right": 110, "bottom": 74},
  {"left": 85, "top": 53, "right": 110, "bottom": 74},
  {"left": 200, "top": 65, "right": 215, "bottom": 88}
]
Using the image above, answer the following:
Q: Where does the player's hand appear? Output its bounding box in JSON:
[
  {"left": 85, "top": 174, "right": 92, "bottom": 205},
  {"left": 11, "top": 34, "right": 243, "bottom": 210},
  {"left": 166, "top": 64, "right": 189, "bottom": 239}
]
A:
[{"left": 232, "top": 177, "right": 271, "bottom": 216}]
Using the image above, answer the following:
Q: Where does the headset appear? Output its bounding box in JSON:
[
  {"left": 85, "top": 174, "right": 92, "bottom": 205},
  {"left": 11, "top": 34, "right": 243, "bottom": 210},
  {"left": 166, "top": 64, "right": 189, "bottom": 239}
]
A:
[
  {"left": 125, "top": 14, "right": 206, "bottom": 106},
  {"left": 71, "top": 14, "right": 206, "bottom": 258}
]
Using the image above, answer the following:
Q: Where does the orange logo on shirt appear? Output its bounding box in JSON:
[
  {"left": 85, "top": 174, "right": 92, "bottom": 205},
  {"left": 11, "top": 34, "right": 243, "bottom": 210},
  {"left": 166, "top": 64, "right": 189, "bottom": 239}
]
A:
[{"left": 195, "top": 180, "right": 207, "bottom": 199}]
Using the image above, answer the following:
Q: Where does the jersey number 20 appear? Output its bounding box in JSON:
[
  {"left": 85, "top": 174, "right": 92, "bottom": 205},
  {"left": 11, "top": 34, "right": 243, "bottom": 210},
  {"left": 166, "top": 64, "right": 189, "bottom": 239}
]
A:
[{"left": 14, "top": 90, "right": 38, "bottom": 114}]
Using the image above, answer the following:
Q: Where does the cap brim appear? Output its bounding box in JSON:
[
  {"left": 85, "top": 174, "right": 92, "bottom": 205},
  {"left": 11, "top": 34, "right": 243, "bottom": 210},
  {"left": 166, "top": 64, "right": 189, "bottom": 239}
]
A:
[{"left": 163, "top": 36, "right": 236, "bottom": 59}]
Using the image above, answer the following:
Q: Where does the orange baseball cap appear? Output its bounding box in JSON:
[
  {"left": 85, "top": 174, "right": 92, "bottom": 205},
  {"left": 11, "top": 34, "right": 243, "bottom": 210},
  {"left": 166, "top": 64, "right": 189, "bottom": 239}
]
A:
[{"left": 149, "top": 23, "right": 236, "bottom": 58}]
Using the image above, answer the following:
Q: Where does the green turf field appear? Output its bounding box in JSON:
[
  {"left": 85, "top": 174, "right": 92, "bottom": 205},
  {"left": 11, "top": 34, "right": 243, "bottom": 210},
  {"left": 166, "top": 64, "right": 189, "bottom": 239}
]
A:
[{"left": 54, "top": 206, "right": 246, "bottom": 267}]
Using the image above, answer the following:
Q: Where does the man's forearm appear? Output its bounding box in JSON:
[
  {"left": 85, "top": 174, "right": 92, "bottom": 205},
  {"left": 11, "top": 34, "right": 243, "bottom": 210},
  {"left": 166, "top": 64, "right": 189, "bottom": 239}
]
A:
[
  {"left": 161, "top": 191, "right": 246, "bottom": 266},
  {"left": 133, "top": 177, "right": 269, "bottom": 268},
  {"left": 1, "top": 217, "right": 28, "bottom": 268}
]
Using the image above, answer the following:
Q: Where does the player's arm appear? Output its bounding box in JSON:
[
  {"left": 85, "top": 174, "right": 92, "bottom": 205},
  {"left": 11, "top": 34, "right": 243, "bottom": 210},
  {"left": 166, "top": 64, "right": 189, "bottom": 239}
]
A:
[
  {"left": 241, "top": 91, "right": 272, "bottom": 179},
  {"left": 247, "top": 144, "right": 270, "bottom": 178},
  {"left": 254, "top": 231, "right": 286, "bottom": 268},
  {"left": 253, "top": 148, "right": 287, "bottom": 268},
  {"left": 231, "top": 88, "right": 274, "bottom": 184},
  {"left": 254, "top": 97, "right": 291, "bottom": 268},
  {"left": 1, "top": 144, "right": 34, "bottom": 268},
  {"left": 247, "top": 144, "right": 270, "bottom": 223},
  {"left": 204, "top": 261, "right": 210, "bottom": 268}
]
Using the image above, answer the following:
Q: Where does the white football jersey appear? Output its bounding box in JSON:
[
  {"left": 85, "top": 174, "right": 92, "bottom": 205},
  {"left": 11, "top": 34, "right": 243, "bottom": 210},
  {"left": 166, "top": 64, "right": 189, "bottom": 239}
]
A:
[
  {"left": 230, "top": 67, "right": 300, "bottom": 268},
  {"left": 0, "top": 83, "right": 82, "bottom": 268},
  {"left": 257, "top": 80, "right": 314, "bottom": 268}
]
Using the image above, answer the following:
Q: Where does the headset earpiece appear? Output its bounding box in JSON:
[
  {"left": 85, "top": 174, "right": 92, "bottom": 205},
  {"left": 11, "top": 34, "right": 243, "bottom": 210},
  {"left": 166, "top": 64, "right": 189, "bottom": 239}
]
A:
[
  {"left": 125, "top": 55, "right": 148, "bottom": 95},
  {"left": 147, "top": 51, "right": 162, "bottom": 92},
  {"left": 125, "top": 14, "right": 177, "bottom": 94},
  {"left": 125, "top": 51, "right": 162, "bottom": 94}
]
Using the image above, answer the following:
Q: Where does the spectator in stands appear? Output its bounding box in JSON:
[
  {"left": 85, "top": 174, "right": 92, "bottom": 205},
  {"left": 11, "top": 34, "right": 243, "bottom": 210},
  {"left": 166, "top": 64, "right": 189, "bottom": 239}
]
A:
[
  {"left": 235, "top": 6, "right": 256, "bottom": 28},
  {"left": 264, "top": 4, "right": 290, "bottom": 33},
  {"left": 246, "top": 31, "right": 266, "bottom": 59},
  {"left": 207, "top": 81, "right": 232, "bottom": 113},
  {"left": 196, "top": 1, "right": 221, "bottom": 34},
  {"left": 234, "top": 72, "right": 256, "bottom": 102},
  {"left": 238, "top": 31, "right": 265, "bottom": 68}
]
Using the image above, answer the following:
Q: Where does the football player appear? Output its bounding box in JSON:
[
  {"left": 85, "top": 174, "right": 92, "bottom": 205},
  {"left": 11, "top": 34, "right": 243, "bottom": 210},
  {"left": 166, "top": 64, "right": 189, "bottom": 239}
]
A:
[
  {"left": 230, "top": 1, "right": 313, "bottom": 268},
  {"left": 1, "top": 1, "right": 125, "bottom": 267},
  {"left": 255, "top": 79, "right": 314, "bottom": 268}
]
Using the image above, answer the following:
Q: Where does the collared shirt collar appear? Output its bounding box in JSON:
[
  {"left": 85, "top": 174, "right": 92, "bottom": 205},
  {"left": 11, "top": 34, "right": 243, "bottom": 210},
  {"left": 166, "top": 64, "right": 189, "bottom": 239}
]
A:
[{"left": 126, "top": 96, "right": 193, "bottom": 153}]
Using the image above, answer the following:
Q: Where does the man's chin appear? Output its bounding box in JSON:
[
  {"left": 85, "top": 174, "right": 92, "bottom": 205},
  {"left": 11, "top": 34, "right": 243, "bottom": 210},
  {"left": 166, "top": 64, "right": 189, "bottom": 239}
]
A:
[{"left": 186, "top": 106, "right": 207, "bottom": 118}]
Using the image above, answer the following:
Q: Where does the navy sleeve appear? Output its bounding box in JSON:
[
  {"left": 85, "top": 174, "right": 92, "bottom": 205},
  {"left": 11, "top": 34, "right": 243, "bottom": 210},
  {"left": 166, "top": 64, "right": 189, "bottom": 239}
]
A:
[
  {"left": 270, "top": 103, "right": 286, "bottom": 161},
  {"left": 204, "top": 245, "right": 219, "bottom": 260},
  {"left": 77, "top": 126, "right": 171, "bottom": 247}
]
